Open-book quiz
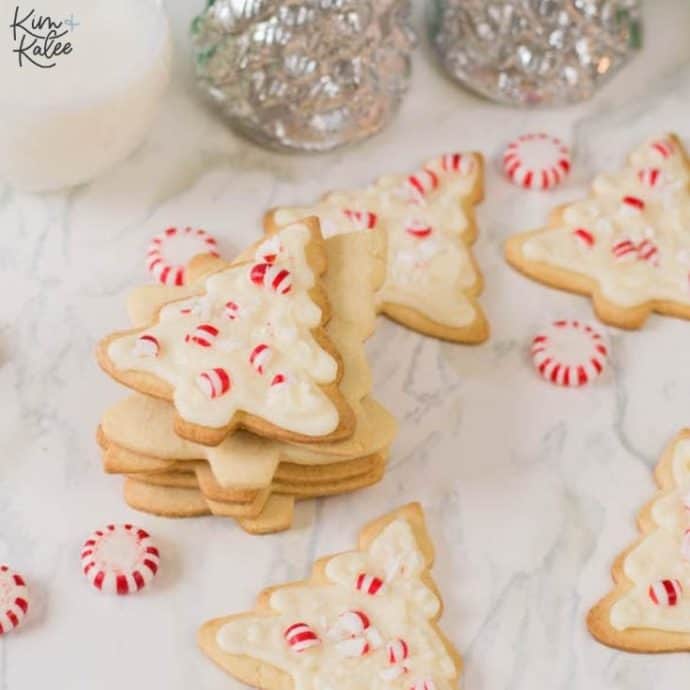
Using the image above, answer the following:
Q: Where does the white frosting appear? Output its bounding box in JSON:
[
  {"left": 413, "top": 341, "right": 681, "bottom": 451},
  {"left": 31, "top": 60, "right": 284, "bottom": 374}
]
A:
[
  {"left": 609, "top": 438, "right": 690, "bottom": 631},
  {"left": 274, "top": 154, "right": 482, "bottom": 328},
  {"left": 216, "top": 519, "right": 456, "bottom": 690},
  {"left": 107, "top": 223, "right": 340, "bottom": 435},
  {"left": 521, "top": 136, "right": 690, "bottom": 308}
]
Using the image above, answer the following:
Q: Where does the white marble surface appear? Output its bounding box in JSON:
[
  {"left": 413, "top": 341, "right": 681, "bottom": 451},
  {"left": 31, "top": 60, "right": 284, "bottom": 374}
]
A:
[{"left": 2, "top": 1, "right": 690, "bottom": 688}]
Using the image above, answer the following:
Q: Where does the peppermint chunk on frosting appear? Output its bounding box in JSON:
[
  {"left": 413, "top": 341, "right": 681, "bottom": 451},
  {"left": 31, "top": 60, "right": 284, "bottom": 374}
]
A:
[
  {"left": 510, "top": 135, "right": 690, "bottom": 318},
  {"left": 205, "top": 505, "right": 461, "bottom": 690},
  {"left": 104, "top": 223, "right": 340, "bottom": 436},
  {"left": 271, "top": 152, "right": 485, "bottom": 335}
]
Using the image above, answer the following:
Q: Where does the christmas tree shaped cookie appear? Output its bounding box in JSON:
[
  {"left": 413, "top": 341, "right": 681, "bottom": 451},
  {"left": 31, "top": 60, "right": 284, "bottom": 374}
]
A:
[
  {"left": 199, "top": 503, "right": 461, "bottom": 689},
  {"left": 588, "top": 430, "right": 690, "bottom": 652},
  {"left": 506, "top": 134, "right": 690, "bottom": 329},
  {"left": 98, "top": 220, "right": 355, "bottom": 446},
  {"left": 267, "top": 152, "right": 488, "bottom": 343}
]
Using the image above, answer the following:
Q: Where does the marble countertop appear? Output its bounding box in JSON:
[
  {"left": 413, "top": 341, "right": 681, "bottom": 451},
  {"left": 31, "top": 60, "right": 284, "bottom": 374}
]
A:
[{"left": 3, "top": 1, "right": 690, "bottom": 688}]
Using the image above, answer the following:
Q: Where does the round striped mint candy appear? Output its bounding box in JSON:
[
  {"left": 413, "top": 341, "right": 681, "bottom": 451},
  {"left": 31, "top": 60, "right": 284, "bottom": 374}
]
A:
[
  {"left": 386, "top": 638, "right": 410, "bottom": 664},
  {"left": 81, "top": 524, "right": 160, "bottom": 595},
  {"left": 355, "top": 572, "right": 384, "bottom": 595},
  {"left": 343, "top": 209, "right": 378, "bottom": 230},
  {"left": 530, "top": 320, "right": 608, "bottom": 388},
  {"left": 146, "top": 227, "right": 219, "bottom": 286},
  {"left": 197, "top": 368, "right": 232, "bottom": 399},
  {"left": 503, "top": 133, "right": 571, "bottom": 190},
  {"left": 328, "top": 609, "right": 371, "bottom": 639},
  {"left": 648, "top": 579, "right": 682, "bottom": 607},
  {"left": 0, "top": 565, "right": 29, "bottom": 634},
  {"left": 284, "top": 622, "right": 320, "bottom": 653},
  {"left": 185, "top": 323, "right": 219, "bottom": 348}
]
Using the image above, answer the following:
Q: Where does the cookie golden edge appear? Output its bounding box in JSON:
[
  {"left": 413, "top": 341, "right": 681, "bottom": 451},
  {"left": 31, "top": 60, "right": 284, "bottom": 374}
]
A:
[
  {"left": 96, "top": 218, "right": 357, "bottom": 446},
  {"left": 197, "top": 503, "right": 462, "bottom": 688},
  {"left": 98, "top": 421, "right": 390, "bottom": 499},
  {"left": 264, "top": 152, "right": 489, "bottom": 345},
  {"left": 587, "top": 429, "right": 690, "bottom": 652},
  {"left": 122, "top": 479, "right": 296, "bottom": 535},
  {"left": 504, "top": 133, "right": 690, "bottom": 331}
]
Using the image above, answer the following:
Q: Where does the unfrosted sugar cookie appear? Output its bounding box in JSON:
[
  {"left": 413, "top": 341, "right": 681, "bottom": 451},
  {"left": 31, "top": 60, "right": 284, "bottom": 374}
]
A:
[
  {"left": 505, "top": 134, "right": 690, "bottom": 329},
  {"left": 199, "top": 504, "right": 462, "bottom": 690}
]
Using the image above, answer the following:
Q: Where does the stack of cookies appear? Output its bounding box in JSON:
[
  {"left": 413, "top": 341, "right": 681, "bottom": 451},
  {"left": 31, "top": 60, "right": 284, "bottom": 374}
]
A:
[{"left": 96, "top": 219, "right": 397, "bottom": 533}]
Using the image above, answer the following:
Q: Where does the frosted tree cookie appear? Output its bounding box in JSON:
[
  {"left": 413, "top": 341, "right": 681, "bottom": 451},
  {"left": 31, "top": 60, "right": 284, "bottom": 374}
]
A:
[
  {"left": 199, "top": 503, "right": 462, "bottom": 689},
  {"left": 588, "top": 430, "right": 690, "bottom": 652},
  {"left": 96, "top": 228, "right": 395, "bottom": 533},
  {"left": 98, "top": 220, "right": 355, "bottom": 446},
  {"left": 267, "top": 152, "right": 488, "bottom": 343},
  {"left": 506, "top": 134, "right": 690, "bottom": 329}
]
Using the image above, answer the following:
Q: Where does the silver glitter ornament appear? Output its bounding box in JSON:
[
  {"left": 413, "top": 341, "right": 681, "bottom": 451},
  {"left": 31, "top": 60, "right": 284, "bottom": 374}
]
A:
[
  {"left": 191, "top": 0, "right": 416, "bottom": 152},
  {"left": 431, "top": 0, "right": 642, "bottom": 107}
]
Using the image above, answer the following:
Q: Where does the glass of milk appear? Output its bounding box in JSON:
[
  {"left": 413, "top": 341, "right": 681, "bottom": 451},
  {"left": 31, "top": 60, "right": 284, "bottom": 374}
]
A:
[{"left": 0, "top": 0, "right": 171, "bottom": 191}]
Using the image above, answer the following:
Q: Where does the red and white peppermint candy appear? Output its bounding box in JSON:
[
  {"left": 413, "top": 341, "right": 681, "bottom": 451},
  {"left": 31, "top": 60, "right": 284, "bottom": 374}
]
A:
[
  {"left": 651, "top": 138, "right": 675, "bottom": 160},
  {"left": 355, "top": 572, "right": 384, "bottom": 596},
  {"left": 648, "top": 579, "right": 682, "bottom": 606},
  {"left": 531, "top": 320, "right": 608, "bottom": 388},
  {"left": 81, "top": 524, "right": 160, "bottom": 595},
  {"left": 386, "top": 638, "right": 410, "bottom": 665},
  {"left": 572, "top": 227, "right": 595, "bottom": 248},
  {"left": 224, "top": 301, "right": 240, "bottom": 320},
  {"left": 185, "top": 323, "right": 219, "bottom": 348},
  {"left": 343, "top": 209, "right": 378, "bottom": 230},
  {"left": 638, "top": 167, "right": 662, "bottom": 188},
  {"left": 440, "top": 152, "right": 474, "bottom": 175},
  {"left": 611, "top": 238, "right": 638, "bottom": 261},
  {"left": 405, "top": 220, "right": 433, "bottom": 239},
  {"left": 406, "top": 168, "right": 439, "bottom": 199},
  {"left": 250, "top": 263, "right": 293, "bottom": 295},
  {"left": 410, "top": 679, "right": 437, "bottom": 690},
  {"left": 133, "top": 334, "right": 160, "bottom": 357},
  {"left": 284, "top": 622, "right": 320, "bottom": 653},
  {"left": 146, "top": 226, "right": 219, "bottom": 286},
  {"left": 255, "top": 236, "right": 282, "bottom": 264},
  {"left": 197, "top": 368, "right": 232, "bottom": 399},
  {"left": 249, "top": 343, "right": 272, "bottom": 375},
  {"left": 335, "top": 636, "right": 371, "bottom": 657},
  {"left": 330, "top": 609, "right": 370, "bottom": 638},
  {"left": 271, "top": 372, "right": 288, "bottom": 387},
  {"left": 620, "top": 195, "right": 645, "bottom": 213},
  {"left": 637, "top": 239, "right": 660, "bottom": 266},
  {"left": 0, "top": 565, "right": 29, "bottom": 634},
  {"left": 503, "top": 133, "right": 571, "bottom": 190}
]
